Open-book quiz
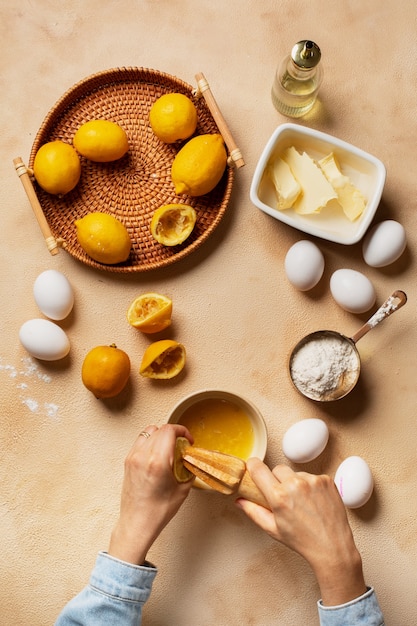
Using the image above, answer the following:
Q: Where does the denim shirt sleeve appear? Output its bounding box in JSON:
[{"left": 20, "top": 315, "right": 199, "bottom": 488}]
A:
[
  {"left": 54, "top": 551, "right": 157, "bottom": 626},
  {"left": 318, "top": 587, "right": 385, "bottom": 626}
]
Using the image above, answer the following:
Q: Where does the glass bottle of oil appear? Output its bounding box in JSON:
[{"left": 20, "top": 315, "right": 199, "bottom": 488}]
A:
[{"left": 271, "top": 40, "right": 323, "bottom": 118}]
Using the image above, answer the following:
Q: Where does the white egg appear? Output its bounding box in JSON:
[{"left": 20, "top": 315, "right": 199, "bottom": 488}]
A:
[
  {"left": 334, "top": 456, "right": 374, "bottom": 509},
  {"left": 362, "top": 220, "right": 407, "bottom": 267},
  {"left": 284, "top": 240, "right": 325, "bottom": 291},
  {"left": 282, "top": 418, "right": 329, "bottom": 463},
  {"left": 19, "top": 319, "right": 70, "bottom": 361},
  {"left": 330, "top": 269, "right": 376, "bottom": 313},
  {"left": 33, "top": 269, "right": 74, "bottom": 320}
]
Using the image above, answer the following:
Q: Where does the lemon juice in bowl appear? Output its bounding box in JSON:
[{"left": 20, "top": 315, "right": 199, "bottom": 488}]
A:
[
  {"left": 168, "top": 390, "right": 267, "bottom": 490},
  {"left": 179, "top": 397, "right": 254, "bottom": 459}
]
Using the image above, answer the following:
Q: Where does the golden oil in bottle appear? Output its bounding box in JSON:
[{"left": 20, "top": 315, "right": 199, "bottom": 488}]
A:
[{"left": 271, "top": 40, "right": 323, "bottom": 118}]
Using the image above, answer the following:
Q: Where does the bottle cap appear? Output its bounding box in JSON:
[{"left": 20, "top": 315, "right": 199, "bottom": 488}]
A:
[{"left": 291, "top": 40, "right": 321, "bottom": 69}]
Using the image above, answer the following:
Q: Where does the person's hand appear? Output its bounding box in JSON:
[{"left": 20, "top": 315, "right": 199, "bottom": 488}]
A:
[
  {"left": 108, "top": 423, "right": 194, "bottom": 565},
  {"left": 236, "top": 459, "right": 367, "bottom": 606}
]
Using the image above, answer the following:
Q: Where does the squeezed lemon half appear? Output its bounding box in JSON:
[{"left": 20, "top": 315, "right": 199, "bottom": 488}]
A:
[
  {"left": 127, "top": 293, "right": 173, "bottom": 333},
  {"left": 150, "top": 204, "right": 197, "bottom": 246},
  {"left": 173, "top": 437, "right": 195, "bottom": 483},
  {"left": 140, "top": 339, "right": 186, "bottom": 379}
]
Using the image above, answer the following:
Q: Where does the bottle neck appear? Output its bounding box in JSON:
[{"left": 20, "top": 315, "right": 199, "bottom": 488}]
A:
[{"left": 287, "top": 57, "right": 318, "bottom": 79}]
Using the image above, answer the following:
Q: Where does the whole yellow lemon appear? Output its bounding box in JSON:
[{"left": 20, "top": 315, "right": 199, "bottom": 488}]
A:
[
  {"left": 81, "top": 343, "right": 131, "bottom": 398},
  {"left": 73, "top": 120, "right": 129, "bottom": 162},
  {"left": 75, "top": 212, "right": 131, "bottom": 264},
  {"left": 33, "top": 140, "right": 81, "bottom": 195},
  {"left": 171, "top": 134, "right": 227, "bottom": 196},
  {"left": 149, "top": 93, "right": 198, "bottom": 143}
]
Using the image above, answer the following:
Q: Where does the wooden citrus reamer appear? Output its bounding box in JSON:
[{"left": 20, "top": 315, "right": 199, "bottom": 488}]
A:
[{"left": 174, "top": 437, "right": 269, "bottom": 508}]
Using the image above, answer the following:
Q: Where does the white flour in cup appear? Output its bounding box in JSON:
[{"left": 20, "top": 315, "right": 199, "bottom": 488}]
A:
[{"left": 290, "top": 334, "right": 360, "bottom": 401}]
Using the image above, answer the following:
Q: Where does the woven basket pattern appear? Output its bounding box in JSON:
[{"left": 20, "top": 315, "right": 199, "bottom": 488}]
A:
[{"left": 29, "top": 67, "right": 234, "bottom": 273}]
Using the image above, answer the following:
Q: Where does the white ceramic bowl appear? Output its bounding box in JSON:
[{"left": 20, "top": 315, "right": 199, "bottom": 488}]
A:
[
  {"left": 250, "top": 123, "right": 386, "bottom": 245},
  {"left": 168, "top": 389, "right": 267, "bottom": 490}
]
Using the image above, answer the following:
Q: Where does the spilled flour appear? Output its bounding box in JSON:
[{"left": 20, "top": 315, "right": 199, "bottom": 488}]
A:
[{"left": 0, "top": 355, "right": 59, "bottom": 418}]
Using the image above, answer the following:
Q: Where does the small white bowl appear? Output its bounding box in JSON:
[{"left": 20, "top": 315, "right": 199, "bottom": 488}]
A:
[
  {"left": 168, "top": 389, "right": 267, "bottom": 490},
  {"left": 250, "top": 123, "right": 386, "bottom": 245}
]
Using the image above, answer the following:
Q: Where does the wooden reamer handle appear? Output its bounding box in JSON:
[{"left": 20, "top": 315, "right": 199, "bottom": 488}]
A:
[{"left": 237, "top": 469, "right": 269, "bottom": 508}]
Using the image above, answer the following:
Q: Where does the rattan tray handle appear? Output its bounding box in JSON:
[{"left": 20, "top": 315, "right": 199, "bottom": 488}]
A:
[
  {"left": 195, "top": 73, "right": 245, "bottom": 169},
  {"left": 13, "top": 157, "right": 60, "bottom": 255}
]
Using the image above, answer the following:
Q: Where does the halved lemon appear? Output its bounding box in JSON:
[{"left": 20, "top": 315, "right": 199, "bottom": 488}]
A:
[
  {"left": 127, "top": 293, "right": 173, "bottom": 334},
  {"left": 150, "top": 204, "right": 197, "bottom": 246},
  {"left": 139, "top": 339, "right": 186, "bottom": 379},
  {"left": 173, "top": 437, "right": 195, "bottom": 483}
]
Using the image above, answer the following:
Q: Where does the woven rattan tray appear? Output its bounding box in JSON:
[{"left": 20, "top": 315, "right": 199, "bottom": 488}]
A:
[{"left": 26, "top": 67, "right": 235, "bottom": 273}]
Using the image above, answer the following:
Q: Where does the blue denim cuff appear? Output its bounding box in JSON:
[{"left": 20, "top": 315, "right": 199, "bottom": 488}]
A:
[
  {"left": 90, "top": 551, "right": 157, "bottom": 603},
  {"left": 318, "top": 587, "right": 384, "bottom": 626}
]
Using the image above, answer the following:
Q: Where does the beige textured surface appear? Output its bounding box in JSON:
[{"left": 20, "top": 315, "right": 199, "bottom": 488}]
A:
[{"left": 1, "top": 1, "right": 416, "bottom": 624}]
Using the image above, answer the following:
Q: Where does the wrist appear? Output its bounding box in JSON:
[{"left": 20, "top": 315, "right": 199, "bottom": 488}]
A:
[
  {"left": 313, "top": 546, "right": 366, "bottom": 606},
  {"left": 108, "top": 520, "right": 153, "bottom": 566}
]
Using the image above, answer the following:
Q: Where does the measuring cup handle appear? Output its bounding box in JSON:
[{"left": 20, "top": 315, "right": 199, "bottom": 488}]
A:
[{"left": 351, "top": 290, "right": 407, "bottom": 344}]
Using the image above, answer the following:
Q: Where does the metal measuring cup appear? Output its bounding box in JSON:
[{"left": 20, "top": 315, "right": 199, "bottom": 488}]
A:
[{"left": 289, "top": 290, "right": 407, "bottom": 401}]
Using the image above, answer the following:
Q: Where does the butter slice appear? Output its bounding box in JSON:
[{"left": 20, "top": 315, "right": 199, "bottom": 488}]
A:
[
  {"left": 267, "top": 158, "right": 301, "bottom": 210},
  {"left": 283, "top": 147, "right": 337, "bottom": 215},
  {"left": 319, "top": 153, "right": 366, "bottom": 221}
]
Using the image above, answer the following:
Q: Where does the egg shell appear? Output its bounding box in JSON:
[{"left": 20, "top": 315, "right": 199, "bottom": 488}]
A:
[
  {"left": 362, "top": 220, "right": 407, "bottom": 267},
  {"left": 19, "top": 318, "right": 70, "bottom": 361},
  {"left": 282, "top": 418, "right": 329, "bottom": 463},
  {"left": 33, "top": 269, "right": 74, "bottom": 320},
  {"left": 284, "top": 240, "right": 325, "bottom": 291},
  {"left": 330, "top": 269, "right": 376, "bottom": 313},
  {"left": 334, "top": 456, "right": 374, "bottom": 509}
]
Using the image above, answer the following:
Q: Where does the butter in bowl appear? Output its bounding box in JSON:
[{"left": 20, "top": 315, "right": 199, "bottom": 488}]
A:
[{"left": 250, "top": 123, "right": 386, "bottom": 245}]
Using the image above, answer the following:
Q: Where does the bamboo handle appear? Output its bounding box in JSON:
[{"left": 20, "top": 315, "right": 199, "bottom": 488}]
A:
[
  {"left": 13, "top": 157, "right": 60, "bottom": 256},
  {"left": 237, "top": 469, "right": 270, "bottom": 509},
  {"left": 195, "top": 72, "right": 245, "bottom": 169}
]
